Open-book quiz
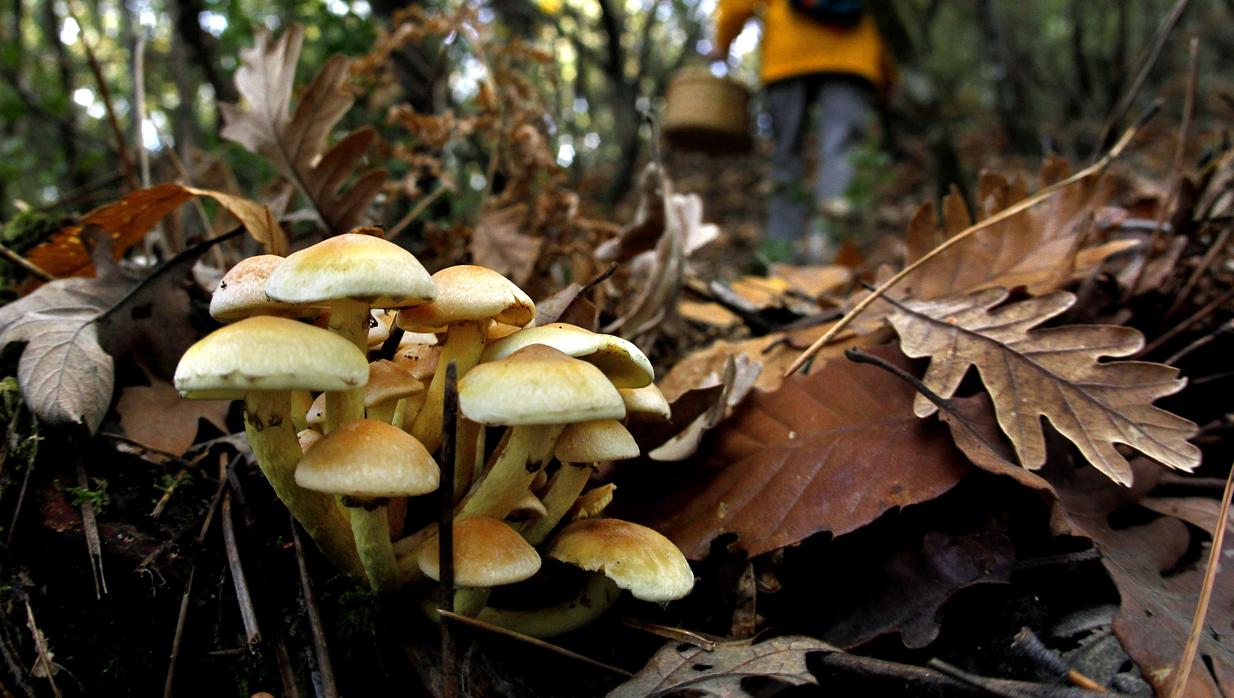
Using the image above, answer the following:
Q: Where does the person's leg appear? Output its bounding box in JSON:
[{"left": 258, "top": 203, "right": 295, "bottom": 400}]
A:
[
  {"left": 764, "top": 78, "right": 812, "bottom": 256},
  {"left": 814, "top": 78, "right": 872, "bottom": 215}
]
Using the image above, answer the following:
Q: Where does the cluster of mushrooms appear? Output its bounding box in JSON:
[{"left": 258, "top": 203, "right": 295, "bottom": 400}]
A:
[{"left": 173, "top": 230, "right": 693, "bottom": 637}]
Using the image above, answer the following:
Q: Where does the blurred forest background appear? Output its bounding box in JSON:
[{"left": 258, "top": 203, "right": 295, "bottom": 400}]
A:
[{"left": 3, "top": 0, "right": 1232, "bottom": 256}]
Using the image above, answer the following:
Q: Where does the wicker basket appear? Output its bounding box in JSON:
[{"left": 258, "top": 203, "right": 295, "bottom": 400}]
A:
[{"left": 663, "top": 67, "right": 752, "bottom": 154}]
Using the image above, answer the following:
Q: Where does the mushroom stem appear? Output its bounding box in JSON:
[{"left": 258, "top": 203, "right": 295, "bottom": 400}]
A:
[
  {"left": 454, "top": 420, "right": 483, "bottom": 503},
  {"left": 324, "top": 298, "right": 371, "bottom": 432},
  {"left": 244, "top": 392, "right": 361, "bottom": 577},
  {"left": 475, "top": 573, "right": 621, "bottom": 638},
  {"left": 456, "top": 424, "right": 565, "bottom": 520},
  {"left": 408, "top": 321, "right": 486, "bottom": 452},
  {"left": 454, "top": 587, "right": 491, "bottom": 617},
  {"left": 347, "top": 502, "right": 400, "bottom": 592},
  {"left": 393, "top": 525, "right": 437, "bottom": 586},
  {"left": 290, "top": 390, "right": 313, "bottom": 431},
  {"left": 520, "top": 462, "right": 593, "bottom": 546}
]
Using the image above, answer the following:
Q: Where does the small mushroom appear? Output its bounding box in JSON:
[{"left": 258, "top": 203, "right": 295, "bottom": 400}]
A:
[
  {"left": 480, "top": 323, "right": 654, "bottom": 388},
  {"left": 417, "top": 517, "right": 541, "bottom": 616}
]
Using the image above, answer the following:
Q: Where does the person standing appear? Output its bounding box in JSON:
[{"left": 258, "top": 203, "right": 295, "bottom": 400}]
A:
[{"left": 706, "top": 0, "right": 892, "bottom": 262}]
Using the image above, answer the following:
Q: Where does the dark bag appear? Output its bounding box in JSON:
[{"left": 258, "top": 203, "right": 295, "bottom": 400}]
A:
[{"left": 788, "top": 0, "right": 864, "bottom": 27}]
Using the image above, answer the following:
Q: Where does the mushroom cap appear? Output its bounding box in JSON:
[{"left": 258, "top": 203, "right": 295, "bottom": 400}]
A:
[
  {"left": 555, "top": 420, "right": 639, "bottom": 463},
  {"left": 365, "top": 360, "right": 424, "bottom": 406},
  {"left": 305, "top": 393, "right": 326, "bottom": 426},
  {"left": 619, "top": 385, "right": 671, "bottom": 420},
  {"left": 568, "top": 484, "right": 616, "bottom": 521},
  {"left": 174, "top": 316, "right": 369, "bottom": 399},
  {"left": 295, "top": 419, "right": 439, "bottom": 498},
  {"left": 396, "top": 265, "right": 535, "bottom": 331},
  {"left": 393, "top": 342, "right": 441, "bottom": 383},
  {"left": 480, "top": 323, "right": 653, "bottom": 389},
  {"left": 417, "top": 517, "right": 541, "bottom": 587},
  {"left": 297, "top": 428, "right": 323, "bottom": 454},
  {"left": 210, "top": 255, "right": 323, "bottom": 322},
  {"left": 547, "top": 518, "right": 694, "bottom": 602},
  {"left": 266, "top": 233, "right": 436, "bottom": 308},
  {"left": 368, "top": 309, "right": 397, "bottom": 347},
  {"left": 459, "top": 345, "right": 626, "bottom": 426}
]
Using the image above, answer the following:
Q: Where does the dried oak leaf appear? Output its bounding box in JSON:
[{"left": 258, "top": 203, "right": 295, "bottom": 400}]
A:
[
  {"left": 469, "top": 204, "right": 543, "bottom": 287},
  {"left": 888, "top": 287, "right": 1199, "bottom": 486},
  {"left": 641, "top": 347, "right": 971, "bottom": 558},
  {"left": 25, "top": 183, "right": 283, "bottom": 281},
  {"left": 1051, "top": 460, "right": 1234, "bottom": 697},
  {"left": 220, "top": 24, "right": 385, "bottom": 234},
  {"left": 647, "top": 353, "right": 761, "bottom": 462},
  {"left": 608, "top": 636, "right": 836, "bottom": 698},
  {"left": 902, "top": 157, "right": 1136, "bottom": 300},
  {"left": 117, "top": 378, "right": 229, "bottom": 456}
]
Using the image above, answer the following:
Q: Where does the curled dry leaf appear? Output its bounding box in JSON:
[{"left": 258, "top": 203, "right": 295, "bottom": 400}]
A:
[
  {"left": 638, "top": 347, "right": 971, "bottom": 558},
  {"left": 888, "top": 287, "right": 1199, "bottom": 485},
  {"left": 608, "top": 635, "right": 837, "bottom": 698},
  {"left": 648, "top": 353, "right": 761, "bottom": 462},
  {"left": 469, "top": 204, "right": 543, "bottom": 287},
  {"left": 24, "top": 183, "right": 284, "bottom": 281},
  {"left": 220, "top": 24, "right": 386, "bottom": 234}
]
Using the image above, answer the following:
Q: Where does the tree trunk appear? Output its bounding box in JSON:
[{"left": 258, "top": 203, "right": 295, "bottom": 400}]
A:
[{"left": 40, "top": 0, "right": 86, "bottom": 192}]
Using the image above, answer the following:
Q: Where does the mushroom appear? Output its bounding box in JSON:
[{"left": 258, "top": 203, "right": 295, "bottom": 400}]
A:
[
  {"left": 174, "top": 316, "right": 367, "bottom": 576},
  {"left": 480, "top": 323, "right": 654, "bottom": 389},
  {"left": 477, "top": 518, "right": 694, "bottom": 637},
  {"left": 521, "top": 419, "right": 638, "bottom": 545},
  {"left": 417, "top": 517, "right": 540, "bottom": 616},
  {"left": 456, "top": 345, "right": 626, "bottom": 521},
  {"left": 568, "top": 484, "right": 616, "bottom": 521},
  {"left": 619, "top": 384, "right": 671, "bottom": 422},
  {"left": 266, "top": 232, "right": 436, "bottom": 431},
  {"left": 295, "top": 419, "right": 440, "bottom": 591}
]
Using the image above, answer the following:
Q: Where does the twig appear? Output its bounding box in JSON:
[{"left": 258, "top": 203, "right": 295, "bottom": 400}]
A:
[
  {"left": 1169, "top": 459, "right": 1234, "bottom": 698},
  {"left": 24, "top": 598, "right": 62, "bottom": 698},
  {"left": 0, "top": 241, "right": 54, "bottom": 281},
  {"left": 64, "top": 0, "right": 137, "bottom": 191},
  {"left": 150, "top": 468, "right": 189, "bottom": 519},
  {"left": 291, "top": 517, "right": 337, "bottom": 698},
  {"left": 385, "top": 183, "right": 449, "bottom": 240},
  {"left": 620, "top": 618, "right": 717, "bottom": 651},
  {"left": 438, "top": 609, "right": 632, "bottom": 677},
  {"left": 439, "top": 362, "right": 459, "bottom": 698},
  {"left": 5, "top": 440, "right": 35, "bottom": 547},
  {"left": 221, "top": 492, "right": 261, "bottom": 647},
  {"left": 1164, "top": 319, "right": 1233, "bottom": 365},
  {"left": 1129, "top": 36, "right": 1199, "bottom": 299},
  {"left": 1165, "top": 222, "right": 1232, "bottom": 320},
  {"left": 1137, "top": 285, "right": 1234, "bottom": 357},
  {"left": 786, "top": 108, "right": 1155, "bottom": 376},
  {"left": 1011, "top": 628, "right": 1106, "bottom": 693},
  {"left": 75, "top": 459, "right": 108, "bottom": 598},
  {"left": 928, "top": 659, "right": 1033, "bottom": 698}
]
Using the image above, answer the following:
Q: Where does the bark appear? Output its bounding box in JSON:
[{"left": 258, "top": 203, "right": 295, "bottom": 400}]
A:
[
  {"left": 976, "top": 0, "right": 1036, "bottom": 152},
  {"left": 39, "top": 0, "right": 86, "bottom": 192},
  {"left": 169, "top": 0, "right": 237, "bottom": 105}
]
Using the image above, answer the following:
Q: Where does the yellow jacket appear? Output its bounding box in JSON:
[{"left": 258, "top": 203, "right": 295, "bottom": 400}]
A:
[{"left": 715, "top": 0, "right": 891, "bottom": 87}]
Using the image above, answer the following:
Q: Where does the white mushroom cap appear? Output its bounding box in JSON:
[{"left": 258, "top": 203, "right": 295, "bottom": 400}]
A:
[
  {"left": 210, "top": 255, "right": 323, "bottom": 321},
  {"left": 548, "top": 518, "right": 694, "bottom": 602},
  {"left": 396, "top": 265, "right": 535, "bottom": 331},
  {"left": 555, "top": 420, "right": 639, "bottom": 463},
  {"left": 295, "top": 419, "right": 439, "bottom": 498},
  {"left": 174, "top": 316, "right": 369, "bottom": 399},
  {"left": 459, "top": 345, "right": 626, "bottom": 426},
  {"left": 417, "top": 517, "right": 541, "bottom": 587},
  {"left": 480, "top": 323, "right": 653, "bottom": 389},
  {"left": 619, "top": 385, "right": 671, "bottom": 421},
  {"left": 266, "top": 232, "right": 436, "bottom": 308}
]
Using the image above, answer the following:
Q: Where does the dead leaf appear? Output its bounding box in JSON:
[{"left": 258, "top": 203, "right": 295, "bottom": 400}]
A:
[
  {"left": 902, "top": 157, "right": 1135, "bottom": 299},
  {"left": 117, "top": 379, "right": 230, "bottom": 456},
  {"left": 470, "top": 204, "right": 543, "bottom": 287},
  {"left": 639, "top": 347, "right": 971, "bottom": 558},
  {"left": 220, "top": 25, "right": 386, "bottom": 234},
  {"left": 1051, "top": 460, "right": 1234, "bottom": 697},
  {"left": 608, "top": 636, "right": 836, "bottom": 698},
  {"left": 595, "top": 165, "right": 665, "bottom": 264},
  {"left": 888, "top": 287, "right": 1199, "bottom": 485},
  {"left": 768, "top": 263, "right": 853, "bottom": 299},
  {"left": 649, "top": 354, "right": 761, "bottom": 462},
  {"left": 25, "top": 183, "right": 284, "bottom": 281},
  {"left": 1140, "top": 497, "right": 1234, "bottom": 535}
]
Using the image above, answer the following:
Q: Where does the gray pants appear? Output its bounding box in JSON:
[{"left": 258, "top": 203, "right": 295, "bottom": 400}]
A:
[{"left": 765, "top": 75, "right": 872, "bottom": 243}]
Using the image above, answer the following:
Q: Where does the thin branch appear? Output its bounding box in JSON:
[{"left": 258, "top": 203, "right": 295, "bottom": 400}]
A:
[
  {"left": 291, "top": 518, "right": 337, "bottom": 698},
  {"left": 384, "top": 183, "right": 449, "bottom": 240},
  {"left": 438, "top": 610, "right": 633, "bottom": 677},
  {"left": 439, "top": 362, "right": 459, "bottom": 698},
  {"left": 221, "top": 492, "right": 261, "bottom": 647},
  {"left": 0, "top": 241, "right": 55, "bottom": 281},
  {"left": 64, "top": 0, "right": 137, "bottom": 191},
  {"left": 1137, "top": 285, "right": 1234, "bottom": 357},
  {"left": 76, "top": 459, "right": 108, "bottom": 598}
]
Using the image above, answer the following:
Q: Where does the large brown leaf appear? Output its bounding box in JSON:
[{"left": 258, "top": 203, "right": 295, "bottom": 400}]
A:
[
  {"left": 220, "top": 25, "right": 385, "bottom": 234},
  {"left": 888, "top": 288, "right": 1199, "bottom": 485},
  {"left": 469, "top": 204, "right": 543, "bottom": 287},
  {"left": 644, "top": 347, "right": 971, "bottom": 558},
  {"left": 116, "top": 378, "right": 229, "bottom": 456},
  {"left": 902, "top": 157, "right": 1136, "bottom": 299},
  {"left": 608, "top": 636, "right": 836, "bottom": 698},
  {"left": 25, "top": 184, "right": 283, "bottom": 280}
]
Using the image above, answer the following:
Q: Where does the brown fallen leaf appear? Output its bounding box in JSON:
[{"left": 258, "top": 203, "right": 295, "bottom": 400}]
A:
[
  {"left": 221, "top": 25, "right": 386, "bottom": 234},
  {"left": 594, "top": 164, "right": 665, "bottom": 264},
  {"left": 648, "top": 354, "right": 761, "bottom": 462},
  {"left": 116, "top": 379, "right": 230, "bottom": 456},
  {"left": 1051, "top": 460, "right": 1234, "bottom": 698},
  {"left": 901, "top": 157, "right": 1136, "bottom": 299},
  {"left": 1140, "top": 496, "right": 1234, "bottom": 535},
  {"left": 469, "top": 204, "right": 543, "bottom": 287},
  {"left": 637, "top": 347, "right": 971, "bottom": 558},
  {"left": 888, "top": 287, "right": 1200, "bottom": 485},
  {"left": 608, "top": 635, "right": 836, "bottom": 698},
  {"left": 25, "top": 183, "right": 283, "bottom": 282}
]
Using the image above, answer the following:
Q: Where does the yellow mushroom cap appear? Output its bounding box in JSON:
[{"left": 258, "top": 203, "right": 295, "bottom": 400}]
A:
[
  {"left": 459, "top": 345, "right": 626, "bottom": 426},
  {"left": 417, "top": 517, "right": 541, "bottom": 587},
  {"left": 619, "top": 385, "right": 671, "bottom": 420},
  {"left": 396, "top": 265, "right": 535, "bottom": 331},
  {"left": 555, "top": 420, "right": 639, "bottom": 463},
  {"left": 210, "top": 255, "right": 323, "bottom": 322},
  {"left": 294, "top": 419, "right": 439, "bottom": 498},
  {"left": 548, "top": 518, "right": 694, "bottom": 602},
  {"left": 365, "top": 360, "right": 424, "bottom": 406},
  {"left": 266, "top": 233, "right": 436, "bottom": 308},
  {"left": 174, "top": 316, "right": 369, "bottom": 399},
  {"left": 480, "top": 323, "right": 653, "bottom": 389}
]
